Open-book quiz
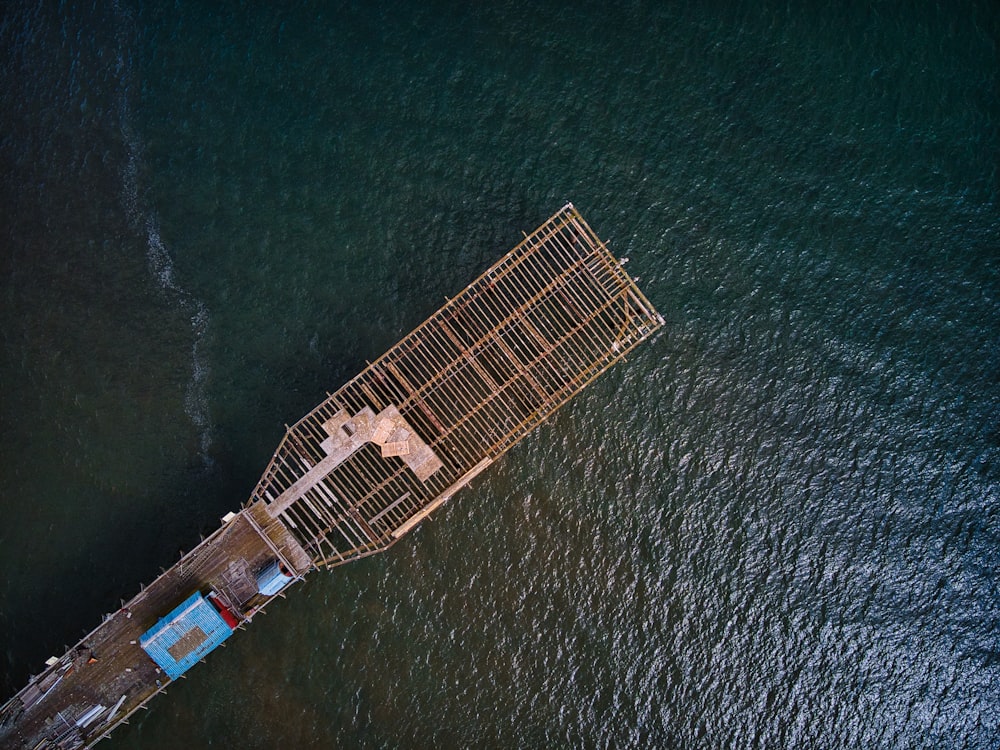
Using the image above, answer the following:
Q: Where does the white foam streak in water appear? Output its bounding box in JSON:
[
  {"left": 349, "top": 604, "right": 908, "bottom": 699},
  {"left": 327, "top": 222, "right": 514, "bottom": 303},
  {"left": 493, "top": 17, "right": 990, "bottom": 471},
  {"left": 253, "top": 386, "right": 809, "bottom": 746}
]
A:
[
  {"left": 185, "top": 300, "right": 213, "bottom": 460},
  {"left": 115, "top": 4, "right": 213, "bottom": 467}
]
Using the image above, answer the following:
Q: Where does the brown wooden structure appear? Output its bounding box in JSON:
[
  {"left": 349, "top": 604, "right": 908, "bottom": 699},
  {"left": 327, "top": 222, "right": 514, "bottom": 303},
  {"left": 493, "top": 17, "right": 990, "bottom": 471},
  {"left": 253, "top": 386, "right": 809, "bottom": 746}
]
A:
[{"left": 0, "top": 204, "right": 662, "bottom": 749}]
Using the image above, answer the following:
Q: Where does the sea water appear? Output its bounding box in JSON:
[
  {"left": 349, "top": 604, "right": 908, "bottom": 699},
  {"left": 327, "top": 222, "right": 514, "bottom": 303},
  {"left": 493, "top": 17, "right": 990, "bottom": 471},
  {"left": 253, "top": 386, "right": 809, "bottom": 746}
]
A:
[{"left": 1, "top": 2, "right": 997, "bottom": 747}]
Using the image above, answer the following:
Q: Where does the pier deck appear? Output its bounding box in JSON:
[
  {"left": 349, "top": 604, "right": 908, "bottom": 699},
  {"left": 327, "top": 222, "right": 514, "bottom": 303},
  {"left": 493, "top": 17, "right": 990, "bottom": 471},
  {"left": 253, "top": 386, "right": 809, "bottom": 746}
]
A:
[
  {"left": 0, "top": 509, "right": 306, "bottom": 749},
  {"left": 0, "top": 204, "right": 662, "bottom": 749}
]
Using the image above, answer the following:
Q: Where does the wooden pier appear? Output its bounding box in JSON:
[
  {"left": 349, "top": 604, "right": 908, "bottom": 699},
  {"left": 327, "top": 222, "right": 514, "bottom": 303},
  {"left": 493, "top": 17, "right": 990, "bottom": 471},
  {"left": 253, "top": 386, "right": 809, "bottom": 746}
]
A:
[{"left": 0, "top": 204, "right": 662, "bottom": 749}]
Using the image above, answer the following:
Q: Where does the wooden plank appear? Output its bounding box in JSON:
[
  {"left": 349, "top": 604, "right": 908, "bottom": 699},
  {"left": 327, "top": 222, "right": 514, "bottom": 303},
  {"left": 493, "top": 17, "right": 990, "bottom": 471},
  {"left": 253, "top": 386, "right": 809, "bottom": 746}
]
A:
[{"left": 391, "top": 457, "right": 494, "bottom": 539}]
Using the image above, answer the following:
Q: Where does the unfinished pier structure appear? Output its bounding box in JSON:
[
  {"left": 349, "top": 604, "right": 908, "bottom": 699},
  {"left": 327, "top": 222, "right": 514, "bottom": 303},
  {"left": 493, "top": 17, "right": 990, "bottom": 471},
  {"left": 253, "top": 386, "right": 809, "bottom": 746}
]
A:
[{"left": 0, "top": 204, "right": 663, "bottom": 749}]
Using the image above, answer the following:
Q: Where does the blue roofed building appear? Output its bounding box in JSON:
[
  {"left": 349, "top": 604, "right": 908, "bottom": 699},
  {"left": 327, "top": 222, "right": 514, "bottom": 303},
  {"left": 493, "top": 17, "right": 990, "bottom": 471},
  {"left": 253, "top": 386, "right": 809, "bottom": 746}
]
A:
[{"left": 139, "top": 592, "right": 235, "bottom": 679}]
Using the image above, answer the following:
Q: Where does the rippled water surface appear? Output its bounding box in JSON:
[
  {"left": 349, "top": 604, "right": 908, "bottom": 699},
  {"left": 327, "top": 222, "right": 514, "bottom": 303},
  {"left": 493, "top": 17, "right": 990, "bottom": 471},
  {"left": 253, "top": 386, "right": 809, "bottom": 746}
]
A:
[{"left": 2, "top": 2, "right": 998, "bottom": 748}]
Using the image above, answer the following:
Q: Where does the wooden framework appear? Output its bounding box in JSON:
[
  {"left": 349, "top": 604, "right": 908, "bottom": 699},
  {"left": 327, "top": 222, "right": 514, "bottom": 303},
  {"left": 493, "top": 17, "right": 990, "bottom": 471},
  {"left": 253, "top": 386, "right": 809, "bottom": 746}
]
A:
[{"left": 249, "top": 203, "right": 663, "bottom": 567}]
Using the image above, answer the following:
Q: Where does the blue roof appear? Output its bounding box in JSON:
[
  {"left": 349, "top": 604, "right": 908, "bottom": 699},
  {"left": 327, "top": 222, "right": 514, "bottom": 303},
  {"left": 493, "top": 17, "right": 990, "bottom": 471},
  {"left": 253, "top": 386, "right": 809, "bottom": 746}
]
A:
[
  {"left": 139, "top": 592, "right": 234, "bottom": 679},
  {"left": 256, "top": 560, "right": 294, "bottom": 596}
]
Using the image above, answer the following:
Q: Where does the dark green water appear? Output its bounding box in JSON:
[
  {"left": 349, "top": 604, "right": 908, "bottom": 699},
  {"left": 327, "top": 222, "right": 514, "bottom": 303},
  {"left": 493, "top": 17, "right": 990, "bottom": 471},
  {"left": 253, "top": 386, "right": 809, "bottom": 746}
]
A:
[{"left": 2, "top": 1, "right": 998, "bottom": 747}]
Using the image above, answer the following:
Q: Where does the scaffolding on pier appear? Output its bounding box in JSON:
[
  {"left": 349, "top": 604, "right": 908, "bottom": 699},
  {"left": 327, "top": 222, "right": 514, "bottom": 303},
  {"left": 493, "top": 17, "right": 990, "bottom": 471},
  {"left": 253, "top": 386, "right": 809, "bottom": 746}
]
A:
[{"left": 249, "top": 203, "right": 663, "bottom": 567}]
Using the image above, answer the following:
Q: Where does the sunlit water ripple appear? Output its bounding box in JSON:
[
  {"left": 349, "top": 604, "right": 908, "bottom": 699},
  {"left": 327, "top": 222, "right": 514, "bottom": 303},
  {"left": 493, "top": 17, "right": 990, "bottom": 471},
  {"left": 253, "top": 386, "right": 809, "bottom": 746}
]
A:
[{"left": 1, "top": 2, "right": 997, "bottom": 748}]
